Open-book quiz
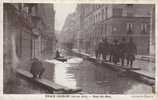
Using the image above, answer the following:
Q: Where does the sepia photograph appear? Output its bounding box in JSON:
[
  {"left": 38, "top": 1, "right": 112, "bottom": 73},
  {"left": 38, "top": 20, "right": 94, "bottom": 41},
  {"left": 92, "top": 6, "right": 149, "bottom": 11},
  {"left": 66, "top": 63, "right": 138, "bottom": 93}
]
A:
[{"left": 3, "top": 3, "right": 155, "bottom": 94}]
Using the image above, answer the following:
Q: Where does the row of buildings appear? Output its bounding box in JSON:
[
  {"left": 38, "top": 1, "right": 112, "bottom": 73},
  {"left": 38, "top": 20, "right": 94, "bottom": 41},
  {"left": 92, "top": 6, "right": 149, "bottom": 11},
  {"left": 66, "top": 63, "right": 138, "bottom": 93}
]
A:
[
  {"left": 4, "top": 3, "right": 56, "bottom": 91},
  {"left": 62, "top": 4, "right": 155, "bottom": 56},
  {"left": 60, "top": 12, "right": 79, "bottom": 49}
]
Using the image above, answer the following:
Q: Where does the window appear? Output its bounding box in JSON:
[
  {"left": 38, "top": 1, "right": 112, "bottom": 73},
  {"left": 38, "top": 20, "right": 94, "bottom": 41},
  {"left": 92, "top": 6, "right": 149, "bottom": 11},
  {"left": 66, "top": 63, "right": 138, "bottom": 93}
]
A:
[
  {"left": 95, "top": 15, "right": 97, "bottom": 23},
  {"left": 90, "top": 17, "right": 92, "bottom": 25},
  {"left": 99, "top": 12, "right": 101, "bottom": 21},
  {"left": 126, "top": 23, "right": 133, "bottom": 34},
  {"left": 95, "top": 5, "right": 97, "bottom": 10},
  {"left": 18, "top": 4, "right": 22, "bottom": 10},
  {"left": 141, "top": 23, "right": 147, "bottom": 34},
  {"left": 93, "top": 6, "right": 95, "bottom": 11},
  {"left": 97, "top": 5, "right": 99, "bottom": 9},
  {"left": 113, "top": 8, "right": 123, "bottom": 17},
  {"left": 126, "top": 4, "right": 133, "bottom": 8},
  {"left": 126, "top": 4, "right": 134, "bottom": 17},
  {"left": 102, "top": 9, "right": 104, "bottom": 20},
  {"left": 126, "top": 23, "right": 133, "bottom": 30},
  {"left": 105, "top": 7, "right": 108, "bottom": 19},
  {"left": 104, "top": 24, "right": 107, "bottom": 34},
  {"left": 93, "top": 16, "right": 94, "bottom": 24},
  {"left": 98, "top": 5, "right": 101, "bottom": 8}
]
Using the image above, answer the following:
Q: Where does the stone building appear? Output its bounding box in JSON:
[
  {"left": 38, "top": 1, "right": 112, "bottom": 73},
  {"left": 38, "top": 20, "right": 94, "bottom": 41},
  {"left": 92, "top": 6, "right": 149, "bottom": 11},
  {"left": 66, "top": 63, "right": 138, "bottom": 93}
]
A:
[
  {"left": 33, "top": 4, "right": 56, "bottom": 58},
  {"left": 77, "top": 4, "right": 154, "bottom": 55},
  {"left": 3, "top": 3, "right": 56, "bottom": 93},
  {"left": 5, "top": 3, "right": 56, "bottom": 60},
  {"left": 21, "top": 3, "right": 56, "bottom": 59},
  {"left": 60, "top": 12, "right": 79, "bottom": 49}
]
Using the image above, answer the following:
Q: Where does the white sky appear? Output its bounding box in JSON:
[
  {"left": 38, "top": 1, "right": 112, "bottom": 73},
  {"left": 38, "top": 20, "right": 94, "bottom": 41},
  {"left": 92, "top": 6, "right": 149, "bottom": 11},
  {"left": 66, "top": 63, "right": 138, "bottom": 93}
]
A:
[{"left": 54, "top": 4, "right": 77, "bottom": 31}]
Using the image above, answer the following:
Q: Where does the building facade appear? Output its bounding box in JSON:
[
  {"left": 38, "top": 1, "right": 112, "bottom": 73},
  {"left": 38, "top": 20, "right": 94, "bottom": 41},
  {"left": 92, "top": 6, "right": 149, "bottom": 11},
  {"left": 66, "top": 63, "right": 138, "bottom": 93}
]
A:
[
  {"left": 33, "top": 4, "right": 56, "bottom": 58},
  {"left": 77, "top": 4, "right": 154, "bottom": 55},
  {"left": 60, "top": 12, "right": 79, "bottom": 49},
  {"left": 3, "top": 3, "right": 56, "bottom": 91},
  {"left": 9, "top": 3, "right": 56, "bottom": 60}
]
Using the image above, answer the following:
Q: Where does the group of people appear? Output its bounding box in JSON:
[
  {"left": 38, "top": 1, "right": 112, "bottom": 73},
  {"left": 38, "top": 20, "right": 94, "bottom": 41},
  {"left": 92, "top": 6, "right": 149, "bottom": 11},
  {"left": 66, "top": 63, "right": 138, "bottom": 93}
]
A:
[
  {"left": 95, "top": 37, "right": 137, "bottom": 68},
  {"left": 29, "top": 38, "right": 137, "bottom": 79}
]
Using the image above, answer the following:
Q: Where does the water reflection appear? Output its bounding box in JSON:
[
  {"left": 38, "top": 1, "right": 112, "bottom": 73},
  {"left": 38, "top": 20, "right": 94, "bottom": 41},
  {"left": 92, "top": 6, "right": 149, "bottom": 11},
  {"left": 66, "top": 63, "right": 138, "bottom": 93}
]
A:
[
  {"left": 67, "top": 57, "right": 83, "bottom": 63},
  {"left": 45, "top": 55, "right": 152, "bottom": 94},
  {"left": 45, "top": 59, "right": 77, "bottom": 89}
]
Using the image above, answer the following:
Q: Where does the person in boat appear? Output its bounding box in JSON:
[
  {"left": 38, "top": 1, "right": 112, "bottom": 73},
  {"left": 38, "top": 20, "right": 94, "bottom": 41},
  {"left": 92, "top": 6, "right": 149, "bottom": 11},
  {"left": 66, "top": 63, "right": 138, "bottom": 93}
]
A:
[
  {"left": 55, "top": 49, "right": 68, "bottom": 62},
  {"left": 55, "top": 49, "right": 61, "bottom": 58},
  {"left": 30, "top": 57, "right": 45, "bottom": 78}
]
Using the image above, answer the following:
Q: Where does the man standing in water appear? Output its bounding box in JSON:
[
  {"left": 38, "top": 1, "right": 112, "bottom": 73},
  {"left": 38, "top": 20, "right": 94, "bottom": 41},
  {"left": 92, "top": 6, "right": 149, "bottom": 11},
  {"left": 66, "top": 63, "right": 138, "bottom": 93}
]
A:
[
  {"left": 118, "top": 38, "right": 127, "bottom": 66},
  {"left": 126, "top": 38, "right": 137, "bottom": 68},
  {"left": 112, "top": 39, "right": 119, "bottom": 64},
  {"left": 102, "top": 38, "right": 109, "bottom": 61},
  {"left": 95, "top": 40, "right": 104, "bottom": 61}
]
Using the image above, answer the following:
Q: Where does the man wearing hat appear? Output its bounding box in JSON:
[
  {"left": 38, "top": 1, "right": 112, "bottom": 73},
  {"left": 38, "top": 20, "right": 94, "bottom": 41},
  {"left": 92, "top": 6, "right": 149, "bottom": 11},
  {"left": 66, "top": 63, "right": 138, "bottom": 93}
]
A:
[
  {"left": 126, "top": 38, "right": 137, "bottom": 68},
  {"left": 112, "top": 39, "right": 119, "bottom": 64},
  {"left": 118, "top": 37, "right": 127, "bottom": 66}
]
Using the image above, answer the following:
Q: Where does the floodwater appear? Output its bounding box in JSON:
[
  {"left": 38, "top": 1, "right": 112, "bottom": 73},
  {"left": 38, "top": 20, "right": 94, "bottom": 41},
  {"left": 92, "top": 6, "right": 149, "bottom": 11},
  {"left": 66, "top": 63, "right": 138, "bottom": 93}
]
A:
[{"left": 45, "top": 51, "right": 152, "bottom": 94}]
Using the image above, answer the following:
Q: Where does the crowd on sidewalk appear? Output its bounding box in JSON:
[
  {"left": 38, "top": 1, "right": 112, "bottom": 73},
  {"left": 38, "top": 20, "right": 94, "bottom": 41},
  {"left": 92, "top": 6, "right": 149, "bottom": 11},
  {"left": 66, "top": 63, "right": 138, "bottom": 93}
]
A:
[{"left": 95, "top": 37, "right": 137, "bottom": 69}]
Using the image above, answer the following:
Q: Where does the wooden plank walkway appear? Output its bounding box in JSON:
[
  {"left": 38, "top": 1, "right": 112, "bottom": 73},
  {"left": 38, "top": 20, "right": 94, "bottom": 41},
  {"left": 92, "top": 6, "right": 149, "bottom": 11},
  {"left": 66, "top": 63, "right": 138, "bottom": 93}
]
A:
[
  {"left": 16, "top": 69, "right": 82, "bottom": 93},
  {"left": 132, "top": 70, "right": 155, "bottom": 80},
  {"left": 100, "top": 61, "right": 155, "bottom": 80},
  {"left": 102, "top": 61, "right": 155, "bottom": 80},
  {"left": 72, "top": 50, "right": 155, "bottom": 80}
]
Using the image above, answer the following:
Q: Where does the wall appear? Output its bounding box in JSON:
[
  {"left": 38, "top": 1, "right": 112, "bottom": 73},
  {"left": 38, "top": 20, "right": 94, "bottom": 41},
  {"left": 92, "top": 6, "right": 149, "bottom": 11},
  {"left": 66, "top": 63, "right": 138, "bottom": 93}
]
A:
[
  {"left": 3, "top": 4, "right": 21, "bottom": 92},
  {"left": 77, "top": 4, "right": 153, "bottom": 55}
]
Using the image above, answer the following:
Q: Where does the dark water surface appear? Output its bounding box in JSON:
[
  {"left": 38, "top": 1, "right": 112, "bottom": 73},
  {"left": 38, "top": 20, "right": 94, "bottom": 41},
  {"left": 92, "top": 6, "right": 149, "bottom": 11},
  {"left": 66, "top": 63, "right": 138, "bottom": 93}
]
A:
[{"left": 45, "top": 50, "right": 152, "bottom": 94}]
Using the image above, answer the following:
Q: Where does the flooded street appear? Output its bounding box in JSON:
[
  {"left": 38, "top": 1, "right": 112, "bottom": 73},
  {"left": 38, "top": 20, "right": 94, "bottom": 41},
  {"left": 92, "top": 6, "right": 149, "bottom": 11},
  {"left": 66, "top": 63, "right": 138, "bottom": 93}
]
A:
[
  {"left": 45, "top": 50, "right": 152, "bottom": 94},
  {"left": 3, "top": 3, "right": 155, "bottom": 95}
]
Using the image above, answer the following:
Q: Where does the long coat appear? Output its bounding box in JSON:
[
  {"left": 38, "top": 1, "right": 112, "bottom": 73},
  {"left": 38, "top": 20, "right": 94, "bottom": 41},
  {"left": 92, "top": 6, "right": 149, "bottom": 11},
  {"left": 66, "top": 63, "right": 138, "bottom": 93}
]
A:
[
  {"left": 112, "top": 43, "right": 120, "bottom": 63},
  {"left": 126, "top": 42, "right": 137, "bottom": 60},
  {"left": 102, "top": 41, "right": 109, "bottom": 55},
  {"left": 118, "top": 42, "right": 127, "bottom": 58},
  {"left": 98, "top": 42, "right": 104, "bottom": 54}
]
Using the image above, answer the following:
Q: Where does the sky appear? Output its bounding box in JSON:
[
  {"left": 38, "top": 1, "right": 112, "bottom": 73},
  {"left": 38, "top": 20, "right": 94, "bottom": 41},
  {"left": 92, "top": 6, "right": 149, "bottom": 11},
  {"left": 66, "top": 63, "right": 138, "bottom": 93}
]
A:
[{"left": 54, "top": 4, "right": 77, "bottom": 31}]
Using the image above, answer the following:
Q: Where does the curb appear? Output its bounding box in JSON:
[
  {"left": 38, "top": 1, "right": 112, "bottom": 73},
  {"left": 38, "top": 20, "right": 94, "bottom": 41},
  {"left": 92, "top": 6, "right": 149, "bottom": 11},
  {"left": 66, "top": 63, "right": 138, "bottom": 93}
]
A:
[{"left": 71, "top": 50, "right": 155, "bottom": 85}]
